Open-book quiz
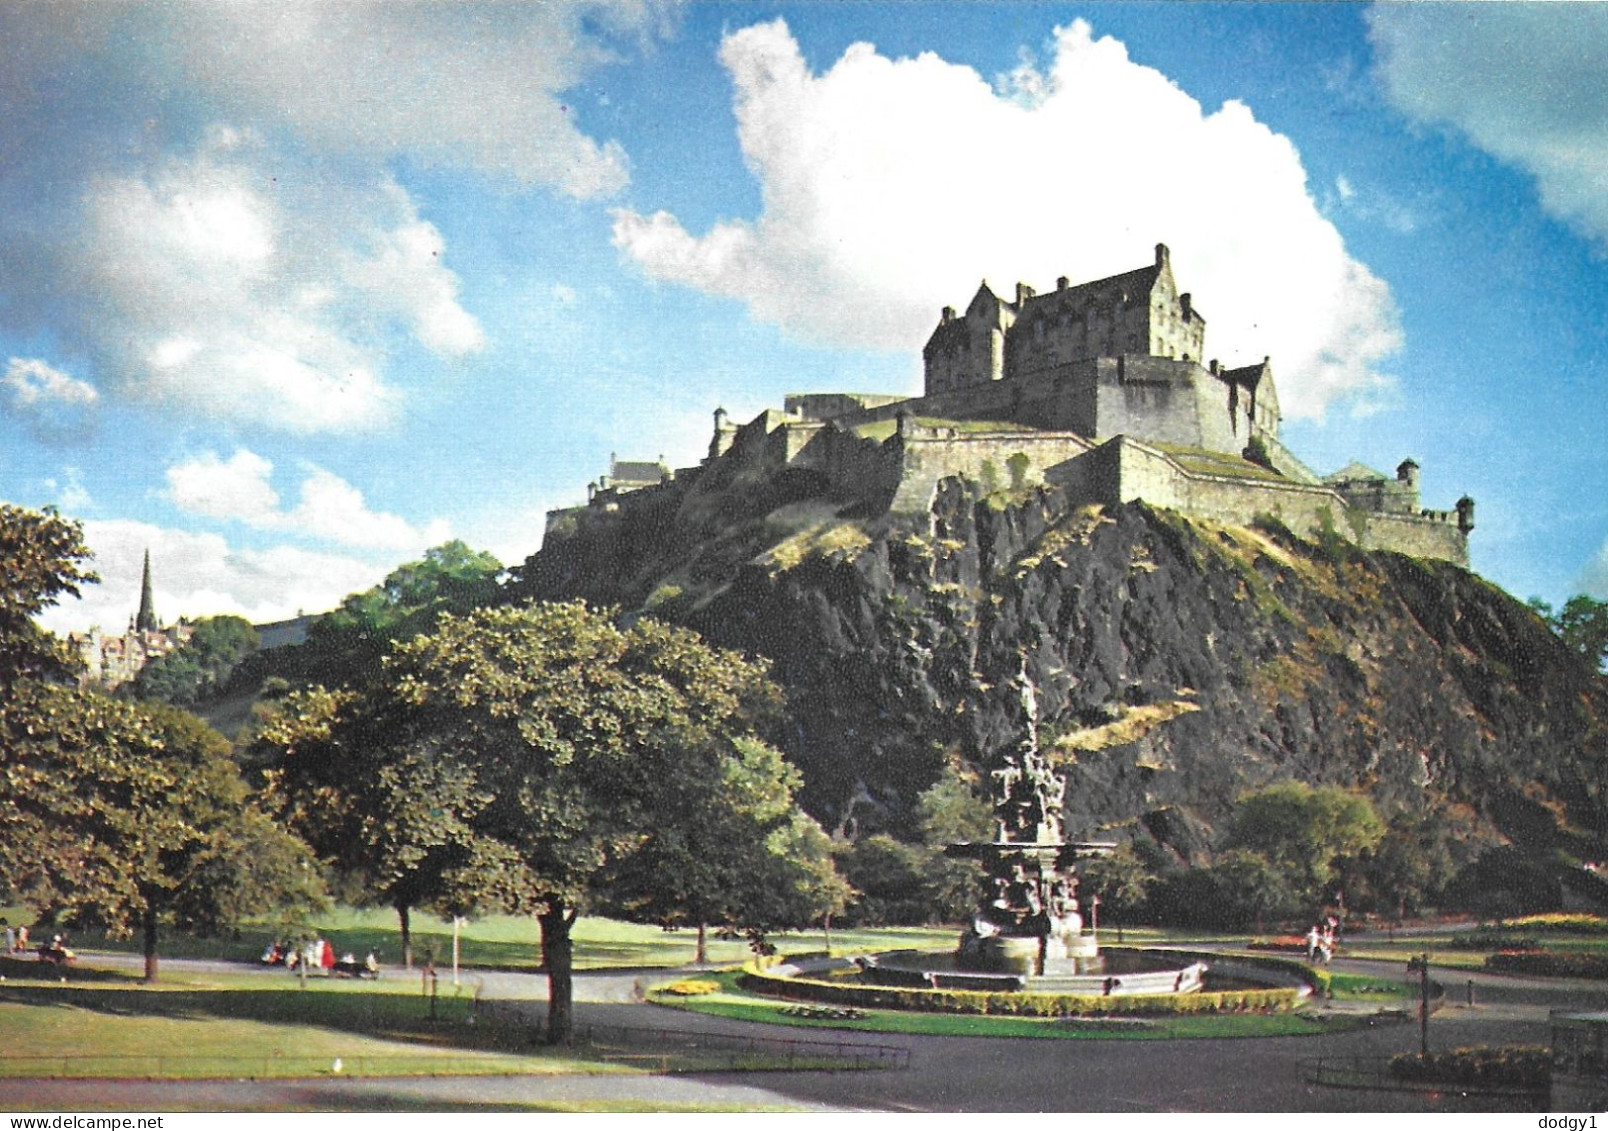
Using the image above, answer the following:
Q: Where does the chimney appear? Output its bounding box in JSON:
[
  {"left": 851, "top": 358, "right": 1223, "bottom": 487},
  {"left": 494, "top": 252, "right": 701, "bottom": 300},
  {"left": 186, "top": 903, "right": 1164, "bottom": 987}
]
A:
[
  {"left": 1057, "top": 276, "right": 1069, "bottom": 291},
  {"left": 1155, "top": 243, "right": 1170, "bottom": 270},
  {"left": 1016, "top": 282, "right": 1036, "bottom": 306},
  {"left": 941, "top": 305, "right": 955, "bottom": 324}
]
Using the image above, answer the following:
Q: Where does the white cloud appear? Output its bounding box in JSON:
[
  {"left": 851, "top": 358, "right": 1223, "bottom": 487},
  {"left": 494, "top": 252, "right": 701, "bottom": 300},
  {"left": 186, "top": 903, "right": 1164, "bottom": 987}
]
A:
[
  {"left": 613, "top": 19, "right": 1401, "bottom": 419},
  {"left": 3, "top": 358, "right": 99, "bottom": 408},
  {"left": 1369, "top": 4, "right": 1608, "bottom": 248},
  {"left": 2, "top": 357, "right": 99, "bottom": 439},
  {"left": 1579, "top": 539, "right": 1608, "bottom": 601},
  {"left": 70, "top": 132, "right": 482, "bottom": 432},
  {"left": 159, "top": 0, "right": 649, "bottom": 200},
  {"left": 0, "top": 0, "right": 661, "bottom": 435},
  {"left": 164, "top": 448, "right": 449, "bottom": 552},
  {"left": 36, "top": 519, "right": 390, "bottom": 636}
]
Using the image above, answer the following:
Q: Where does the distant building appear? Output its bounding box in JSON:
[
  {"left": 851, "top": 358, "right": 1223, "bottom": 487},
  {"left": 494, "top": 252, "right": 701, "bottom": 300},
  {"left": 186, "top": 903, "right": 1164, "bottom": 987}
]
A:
[{"left": 69, "top": 550, "right": 192, "bottom": 689}]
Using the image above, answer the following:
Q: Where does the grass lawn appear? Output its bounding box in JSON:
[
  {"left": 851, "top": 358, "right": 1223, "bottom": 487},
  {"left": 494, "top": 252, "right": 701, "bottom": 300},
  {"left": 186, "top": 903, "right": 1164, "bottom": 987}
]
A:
[
  {"left": 644, "top": 968, "right": 1381, "bottom": 1041},
  {"left": 0, "top": 969, "right": 610, "bottom": 1080},
  {"left": 1, "top": 904, "right": 958, "bottom": 974}
]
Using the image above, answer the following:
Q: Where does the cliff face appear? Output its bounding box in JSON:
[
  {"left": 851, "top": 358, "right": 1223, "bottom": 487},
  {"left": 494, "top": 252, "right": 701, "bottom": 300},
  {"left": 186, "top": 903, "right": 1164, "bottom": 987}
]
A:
[{"left": 514, "top": 468, "right": 1607, "bottom": 863}]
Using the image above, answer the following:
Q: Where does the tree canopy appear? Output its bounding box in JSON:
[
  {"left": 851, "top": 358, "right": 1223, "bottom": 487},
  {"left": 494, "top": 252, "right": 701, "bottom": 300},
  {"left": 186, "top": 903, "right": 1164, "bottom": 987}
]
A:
[
  {"left": 1530, "top": 594, "right": 1608, "bottom": 673},
  {"left": 260, "top": 600, "right": 840, "bottom": 1041},
  {"left": 0, "top": 503, "right": 95, "bottom": 689},
  {"left": 132, "top": 615, "right": 260, "bottom": 706},
  {"left": 1221, "top": 781, "right": 1385, "bottom": 908},
  {"left": 290, "top": 540, "right": 503, "bottom": 689}
]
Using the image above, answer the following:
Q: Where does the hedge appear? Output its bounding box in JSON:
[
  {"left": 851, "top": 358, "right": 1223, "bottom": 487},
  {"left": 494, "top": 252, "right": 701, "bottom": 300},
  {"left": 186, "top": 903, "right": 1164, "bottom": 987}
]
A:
[
  {"left": 739, "top": 964, "right": 1303, "bottom": 1017},
  {"left": 1484, "top": 950, "right": 1608, "bottom": 978},
  {"left": 1389, "top": 1045, "right": 1550, "bottom": 1090}
]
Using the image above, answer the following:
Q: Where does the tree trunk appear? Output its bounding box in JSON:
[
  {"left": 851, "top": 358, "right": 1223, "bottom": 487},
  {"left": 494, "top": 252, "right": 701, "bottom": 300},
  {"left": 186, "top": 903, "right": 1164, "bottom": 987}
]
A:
[
  {"left": 142, "top": 907, "right": 160, "bottom": 983},
  {"left": 397, "top": 902, "right": 413, "bottom": 970},
  {"left": 823, "top": 913, "right": 832, "bottom": 956},
  {"left": 696, "top": 922, "right": 707, "bottom": 966},
  {"left": 539, "top": 905, "right": 576, "bottom": 1045}
]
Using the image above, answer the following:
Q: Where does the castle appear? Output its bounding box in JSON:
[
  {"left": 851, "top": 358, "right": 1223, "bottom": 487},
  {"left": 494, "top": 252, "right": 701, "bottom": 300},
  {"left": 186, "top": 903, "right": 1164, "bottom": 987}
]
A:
[
  {"left": 553, "top": 244, "right": 1474, "bottom": 566},
  {"left": 69, "top": 550, "right": 193, "bottom": 689}
]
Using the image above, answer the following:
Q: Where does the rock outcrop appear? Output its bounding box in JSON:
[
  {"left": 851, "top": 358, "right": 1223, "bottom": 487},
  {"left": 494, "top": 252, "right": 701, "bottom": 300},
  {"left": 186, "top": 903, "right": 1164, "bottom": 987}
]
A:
[{"left": 512, "top": 466, "right": 1607, "bottom": 864}]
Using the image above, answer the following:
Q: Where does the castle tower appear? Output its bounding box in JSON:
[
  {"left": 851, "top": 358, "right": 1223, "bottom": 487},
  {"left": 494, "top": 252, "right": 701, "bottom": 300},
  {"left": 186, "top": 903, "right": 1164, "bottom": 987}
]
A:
[{"left": 135, "top": 550, "right": 159, "bottom": 632}]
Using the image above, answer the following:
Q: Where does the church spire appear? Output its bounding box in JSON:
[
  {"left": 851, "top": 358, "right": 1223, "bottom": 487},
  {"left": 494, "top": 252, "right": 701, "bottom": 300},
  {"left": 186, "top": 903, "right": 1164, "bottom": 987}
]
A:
[{"left": 135, "top": 549, "right": 158, "bottom": 632}]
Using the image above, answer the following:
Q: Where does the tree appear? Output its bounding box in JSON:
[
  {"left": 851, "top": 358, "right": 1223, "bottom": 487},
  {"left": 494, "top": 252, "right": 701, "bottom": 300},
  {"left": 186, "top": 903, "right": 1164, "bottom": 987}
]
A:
[
  {"left": 256, "top": 686, "right": 521, "bottom": 969},
  {"left": 132, "top": 615, "right": 259, "bottom": 706},
  {"left": 1076, "top": 844, "right": 1155, "bottom": 941},
  {"left": 603, "top": 736, "right": 846, "bottom": 963},
  {"left": 1531, "top": 594, "right": 1608, "bottom": 673},
  {"left": 1221, "top": 782, "right": 1385, "bottom": 909},
  {"left": 0, "top": 503, "right": 95, "bottom": 691},
  {"left": 291, "top": 541, "right": 503, "bottom": 689},
  {"left": 914, "top": 756, "right": 992, "bottom": 923},
  {"left": 1, "top": 686, "right": 324, "bottom": 979},
  {"left": 260, "top": 601, "right": 803, "bottom": 1042}
]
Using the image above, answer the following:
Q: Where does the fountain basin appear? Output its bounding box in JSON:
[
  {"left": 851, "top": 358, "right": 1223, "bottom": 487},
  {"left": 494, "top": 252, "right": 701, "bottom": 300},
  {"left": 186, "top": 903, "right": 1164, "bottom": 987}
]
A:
[{"left": 856, "top": 946, "right": 1206, "bottom": 996}]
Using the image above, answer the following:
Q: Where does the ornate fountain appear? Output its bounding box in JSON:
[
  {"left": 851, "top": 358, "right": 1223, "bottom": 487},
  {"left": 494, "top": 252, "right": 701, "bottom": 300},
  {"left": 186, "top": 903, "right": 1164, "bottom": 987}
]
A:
[{"left": 948, "top": 664, "right": 1111, "bottom": 978}]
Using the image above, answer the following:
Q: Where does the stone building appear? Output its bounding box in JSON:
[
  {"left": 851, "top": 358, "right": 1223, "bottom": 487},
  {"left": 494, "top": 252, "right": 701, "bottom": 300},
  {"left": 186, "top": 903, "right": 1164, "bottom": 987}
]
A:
[
  {"left": 552, "top": 244, "right": 1475, "bottom": 566},
  {"left": 69, "top": 550, "right": 193, "bottom": 689}
]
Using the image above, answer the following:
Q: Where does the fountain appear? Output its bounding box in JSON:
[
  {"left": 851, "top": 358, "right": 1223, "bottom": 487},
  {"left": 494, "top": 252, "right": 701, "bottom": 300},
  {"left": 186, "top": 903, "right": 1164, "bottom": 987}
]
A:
[
  {"left": 850, "top": 664, "right": 1209, "bottom": 997},
  {"left": 946, "top": 665, "right": 1111, "bottom": 981}
]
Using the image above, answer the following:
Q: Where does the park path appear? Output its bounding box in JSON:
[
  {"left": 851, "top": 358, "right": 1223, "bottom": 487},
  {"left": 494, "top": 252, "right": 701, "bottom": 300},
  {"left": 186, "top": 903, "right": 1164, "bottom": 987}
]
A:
[{"left": 4, "top": 940, "right": 1603, "bottom": 1113}]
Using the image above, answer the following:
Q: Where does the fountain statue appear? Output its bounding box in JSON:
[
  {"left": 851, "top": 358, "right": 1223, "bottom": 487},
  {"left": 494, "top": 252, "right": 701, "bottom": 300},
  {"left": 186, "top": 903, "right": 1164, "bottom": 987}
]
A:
[{"left": 948, "top": 663, "right": 1112, "bottom": 977}]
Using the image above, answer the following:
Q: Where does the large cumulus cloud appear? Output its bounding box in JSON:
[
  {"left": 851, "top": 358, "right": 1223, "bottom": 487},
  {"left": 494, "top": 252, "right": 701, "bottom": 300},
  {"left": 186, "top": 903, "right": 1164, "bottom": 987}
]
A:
[{"left": 614, "top": 19, "right": 1401, "bottom": 419}]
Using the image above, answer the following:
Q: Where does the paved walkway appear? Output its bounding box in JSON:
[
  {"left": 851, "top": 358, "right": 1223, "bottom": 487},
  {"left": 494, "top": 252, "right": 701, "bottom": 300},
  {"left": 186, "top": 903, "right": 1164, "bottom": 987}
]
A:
[{"left": 2, "top": 946, "right": 1601, "bottom": 1113}]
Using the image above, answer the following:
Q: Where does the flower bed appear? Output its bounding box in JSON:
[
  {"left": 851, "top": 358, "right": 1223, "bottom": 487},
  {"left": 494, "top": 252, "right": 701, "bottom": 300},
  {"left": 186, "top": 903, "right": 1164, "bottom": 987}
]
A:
[{"left": 658, "top": 978, "right": 721, "bottom": 996}]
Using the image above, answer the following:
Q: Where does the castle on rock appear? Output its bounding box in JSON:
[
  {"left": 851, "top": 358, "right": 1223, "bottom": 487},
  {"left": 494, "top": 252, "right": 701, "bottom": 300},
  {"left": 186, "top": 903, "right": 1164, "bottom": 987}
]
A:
[{"left": 555, "top": 244, "right": 1474, "bottom": 565}]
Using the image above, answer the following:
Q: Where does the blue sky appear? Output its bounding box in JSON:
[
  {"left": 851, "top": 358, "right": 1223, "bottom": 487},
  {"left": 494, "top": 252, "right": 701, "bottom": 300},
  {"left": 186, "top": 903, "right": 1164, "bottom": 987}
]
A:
[{"left": 2, "top": 1, "right": 1605, "bottom": 633}]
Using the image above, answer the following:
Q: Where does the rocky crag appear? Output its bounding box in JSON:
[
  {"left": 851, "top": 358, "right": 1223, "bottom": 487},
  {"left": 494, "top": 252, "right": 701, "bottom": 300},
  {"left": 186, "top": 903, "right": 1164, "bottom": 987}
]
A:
[{"left": 511, "top": 462, "right": 1607, "bottom": 869}]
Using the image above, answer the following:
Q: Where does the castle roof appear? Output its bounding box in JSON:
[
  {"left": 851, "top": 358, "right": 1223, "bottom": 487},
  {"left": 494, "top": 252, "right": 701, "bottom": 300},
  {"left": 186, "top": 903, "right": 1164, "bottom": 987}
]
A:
[
  {"left": 609, "top": 459, "right": 669, "bottom": 484},
  {"left": 1324, "top": 461, "right": 1387, "bottom": 483}
]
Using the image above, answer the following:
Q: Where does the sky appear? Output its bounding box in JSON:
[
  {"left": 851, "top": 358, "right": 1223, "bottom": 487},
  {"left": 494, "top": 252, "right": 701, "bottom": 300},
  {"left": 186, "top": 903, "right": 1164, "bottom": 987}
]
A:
[{"left": 3, "top": 1, "right": 1606, "bottom": 635}]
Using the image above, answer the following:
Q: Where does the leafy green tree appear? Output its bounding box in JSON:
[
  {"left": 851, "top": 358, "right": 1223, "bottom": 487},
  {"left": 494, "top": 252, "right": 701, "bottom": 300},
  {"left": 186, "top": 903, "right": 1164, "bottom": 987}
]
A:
[
  {"left": 1076, "top": 843, "right": 1155, "bottom": 941},
  {"left": 603, "top": 736, "right": 847, "bottom": 963},
  {"left": 264, "top": 601, "right": 795, "bottom": 1042},
  {"left": 1353, "top": 803, "right": 1491, "bottom": 918},
  {"left": 1145, "top": 850, "right": 1298, "bottom": 931},
  {"left": 1, "top": 686, "right": 324, "bottom": 979},
  {"left": 256, "top": 686, "right": 520, "bottom": 969},
  {"left": 292, "top": 541, "right": 502, "bottom": 689},
  {"left": 914, "top": 756, "right": 992, "bottom": 923},
  {"left": 0, "top": 503, "right": 95, "bottom": 690},
  {"left": 132, "top": 615, "right": 259, "bottom": 706},
  {"left": 1221, "top": 781, "right": 1385, "bottom": 908},
  {"left": 1531, "top": 594, "right": 1608, "bottom": 673},
  {"left": 835, "top": 835, "right": 937, "bottom": 925}
]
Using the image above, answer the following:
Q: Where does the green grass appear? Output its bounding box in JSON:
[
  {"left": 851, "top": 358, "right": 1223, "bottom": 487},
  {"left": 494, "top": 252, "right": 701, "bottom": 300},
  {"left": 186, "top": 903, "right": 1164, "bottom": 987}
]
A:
[
  {"left": 644, "top": 968, "right": 1371, "bottom": 1041},
  {"left": 1, "top": 904, "right": 956, "bottom": 974},
  {"left": 1338, "top": 931, "right": 1608, "bottom": 972},
  {"left": 0, "top": 971, "right": 605, "bottom": 1080}
]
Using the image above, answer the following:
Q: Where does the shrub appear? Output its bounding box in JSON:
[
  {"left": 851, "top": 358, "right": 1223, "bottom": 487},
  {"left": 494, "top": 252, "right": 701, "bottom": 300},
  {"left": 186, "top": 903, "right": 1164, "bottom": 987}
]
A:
[
  {"left": 1484, "top": 950, "right": 1608, "bottom": 978},
  {"left": 659, "top": 979, "right": 721, "bottom": 996},
  {"left": 1389, "top": 1045, "right": 1550, "bottom": 1090},
  {"left": 1503, "top": 912, "right": 1608, "bottom": 934}
]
